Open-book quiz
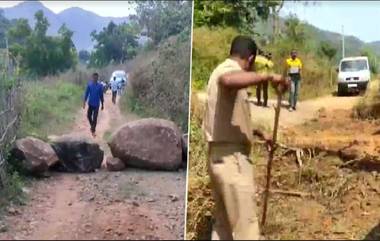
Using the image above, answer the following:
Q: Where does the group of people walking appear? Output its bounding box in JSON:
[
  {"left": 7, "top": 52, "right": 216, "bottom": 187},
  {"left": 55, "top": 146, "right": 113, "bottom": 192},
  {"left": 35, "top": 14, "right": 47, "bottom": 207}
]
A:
[
  {"left": 83, "top": 72, "right": 128, "bottom": 137},
  {"left": 249, "top": 48, "right": 303, "bottom": 111}
]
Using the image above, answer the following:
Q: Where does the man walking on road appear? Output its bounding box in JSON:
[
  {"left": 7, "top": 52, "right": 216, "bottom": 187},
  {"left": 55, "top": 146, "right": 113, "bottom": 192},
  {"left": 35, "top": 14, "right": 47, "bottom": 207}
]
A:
[
  {"left": 110, "top": 76, "right": 118, "bottom": 104},
  {"left": 203, "top": 35, "right": 288, "bottom": 240},
  {"left": 83, "top": 73, "right": 104, "bottom": 137},
  {"left": 286, "top": 50, "right": 303, "bottom": 111},
  {"left": 253, "top": 50, "right": 274, "bottom": 107}
]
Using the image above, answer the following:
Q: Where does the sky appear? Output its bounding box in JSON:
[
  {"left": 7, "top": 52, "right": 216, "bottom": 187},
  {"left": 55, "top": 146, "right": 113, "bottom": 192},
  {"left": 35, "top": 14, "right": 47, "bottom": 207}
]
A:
[
  {"left": 280, "top": 1, "right": 380, "bottom": 43},
  {"left": 0, "top": 1, "right": 136, "bottom": 17}
]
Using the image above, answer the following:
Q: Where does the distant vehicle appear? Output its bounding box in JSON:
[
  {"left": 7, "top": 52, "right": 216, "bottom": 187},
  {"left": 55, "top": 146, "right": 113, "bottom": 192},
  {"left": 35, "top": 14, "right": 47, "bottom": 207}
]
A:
[
  {"left": 337, "top": 56, "right": 370, "bottom": 96},
  {"left": 110, "top": 70, "right": 127, "bottom": 85},
  {"left": 110, "top": 70, "right": 128, "bottom": 95}
]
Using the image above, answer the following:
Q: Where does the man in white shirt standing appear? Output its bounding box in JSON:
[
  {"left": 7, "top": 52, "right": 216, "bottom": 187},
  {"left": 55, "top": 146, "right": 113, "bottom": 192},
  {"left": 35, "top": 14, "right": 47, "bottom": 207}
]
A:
[{"left": 110, "top": 76, "right": 118, "bottom": 104}]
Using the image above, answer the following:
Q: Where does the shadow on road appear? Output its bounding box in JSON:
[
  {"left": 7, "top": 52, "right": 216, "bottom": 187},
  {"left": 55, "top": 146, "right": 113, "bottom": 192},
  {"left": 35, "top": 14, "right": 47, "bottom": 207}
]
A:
[{"left": 331, "top": 90, "right": 363, "bottom": 97}]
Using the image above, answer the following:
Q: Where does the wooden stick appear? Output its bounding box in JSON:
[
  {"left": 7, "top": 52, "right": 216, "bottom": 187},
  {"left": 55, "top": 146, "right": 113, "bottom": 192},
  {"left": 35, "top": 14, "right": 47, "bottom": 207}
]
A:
[
  {"left": 261, "top": 91, "right": 282, "bottom": 228},
  {"left": 258, "top": 188, "right": 310, "bottom": 197}
]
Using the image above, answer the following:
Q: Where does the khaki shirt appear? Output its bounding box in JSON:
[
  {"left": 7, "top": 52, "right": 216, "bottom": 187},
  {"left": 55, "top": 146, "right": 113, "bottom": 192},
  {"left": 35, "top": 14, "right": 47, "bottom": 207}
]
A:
[{"left": 203, "top": 58, "right": 253, "bottom": 144}]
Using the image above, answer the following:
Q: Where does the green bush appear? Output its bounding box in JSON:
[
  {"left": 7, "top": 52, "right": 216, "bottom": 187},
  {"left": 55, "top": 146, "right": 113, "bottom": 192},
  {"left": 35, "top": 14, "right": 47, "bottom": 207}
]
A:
[
  {"left": 19, "top": 80, "right": 83, "bottom": 139},
  {"left": 120, "top": 32, "right": 191, "bottom": 132},
  {"left": 192, "top": 27, "right": 239, "bottom": 90},
  {"left": 0, "top": 155, "right": 25, "bottom": 209}
]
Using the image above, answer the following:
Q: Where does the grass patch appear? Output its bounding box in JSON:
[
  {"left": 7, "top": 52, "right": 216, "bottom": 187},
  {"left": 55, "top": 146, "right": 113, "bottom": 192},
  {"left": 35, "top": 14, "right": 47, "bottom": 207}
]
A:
[
  {"left": 353, "top": 79, "right": 380, "bottom": 119},
  {"left": 120, "top": 88, "right": 163, "bottom": 120},
  {"left": 0, "top": 171, "right": 25, "bottom": 208},
  {"left": 192, "top": 27, "right": 239, "bottom": 90},
  {"left": 0, "top": 155, "right": 27, "bottom": 213},
  {"left": 186, "top": 111, "right": 214, "bottom": 240},
  {"left": 19, "top": 80, "right": 83, "bottom": 139}
]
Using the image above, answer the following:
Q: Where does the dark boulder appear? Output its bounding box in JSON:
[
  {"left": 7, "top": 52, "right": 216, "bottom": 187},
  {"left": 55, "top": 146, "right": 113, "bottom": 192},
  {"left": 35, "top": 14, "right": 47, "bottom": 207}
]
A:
[{"left": 51, "top": 134, "right": 103, "bottom": 173}]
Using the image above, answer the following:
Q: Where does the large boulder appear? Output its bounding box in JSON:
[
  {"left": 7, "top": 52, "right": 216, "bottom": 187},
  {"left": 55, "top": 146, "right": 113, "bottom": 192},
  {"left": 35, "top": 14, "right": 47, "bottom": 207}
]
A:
[
  {"left": 108, "top": 118, "right": 183, "bottom": 171},
  {"left": 51, "top": 134, "right": 104, "bottom": 173},
  {"left": 106, "top": 156, "right": 125, "bottom": 172},
  {"left": 11, "top": 137, "right": 59, "bottom": 175}
]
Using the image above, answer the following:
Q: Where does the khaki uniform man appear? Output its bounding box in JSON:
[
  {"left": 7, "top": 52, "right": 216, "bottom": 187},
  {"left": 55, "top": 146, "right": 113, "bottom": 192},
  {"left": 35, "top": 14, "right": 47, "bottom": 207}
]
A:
[{"left": 203, "top": 36, "right": 287, "bottom": 240}]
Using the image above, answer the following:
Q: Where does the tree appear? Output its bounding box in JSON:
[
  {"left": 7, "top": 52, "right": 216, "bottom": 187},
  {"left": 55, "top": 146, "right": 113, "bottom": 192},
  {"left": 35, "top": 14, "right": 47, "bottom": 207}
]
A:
[
  {"left": 7, "top": 19, "right": 31, "bottom": 45},
  {"left": 318, "top": 41, "right": 337, "bottom": 86},
  {"left": 270, "top": 1, "right": 317, "bottom": 42},
  {"left": 270, "top": 0, "right": 285, "bottom": 42},
  {"left": 90, "top": 21, "right": 139, "bottom": 67},
  {"left": 284, "top": 14, "right": 306, "bottom": 46},
  {"left": 34, "top": 10, "right": 49, "bottom": 38},
  {"left": 318, "top": 41, "right": 337, "bottom": 61},
  {"left": 360, "top": 47, "right": 379, "bottom": 74},
  {"left": 0, "top": 10, "right": 12, "bottom": 48},
  {"left": 194, "top": 0, "right": 282, "bottom": 34},
  {"left": 135, "top": 1, "right": 192, "bottom": 44},
  {"left": 7, "top": 11, "right": 77, "bottom": 76},
  {"left": 78, "top": 50, "right": 90, "bottom": 64},
  {"left": 57, "top": 24, "right": 77, "bottom": 70}
]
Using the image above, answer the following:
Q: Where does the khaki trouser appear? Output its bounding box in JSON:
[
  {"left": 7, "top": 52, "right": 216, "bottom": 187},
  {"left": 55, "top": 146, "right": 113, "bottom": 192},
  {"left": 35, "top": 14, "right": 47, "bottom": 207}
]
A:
[{"left": 208, "top": 142, "right": 260, "bottom": 240}]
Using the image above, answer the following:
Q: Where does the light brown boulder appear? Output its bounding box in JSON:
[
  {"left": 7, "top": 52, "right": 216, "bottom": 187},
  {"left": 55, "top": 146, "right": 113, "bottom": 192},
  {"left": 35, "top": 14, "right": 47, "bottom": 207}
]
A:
[
  {"left": 106, "top": 157, "right": 125, "bottom": 171},
  {"left": 108, "top": 118, "right": 182, "bottom": 171},
  {"left": 11, "top": 137, "right": 59, "bottom": 175}
]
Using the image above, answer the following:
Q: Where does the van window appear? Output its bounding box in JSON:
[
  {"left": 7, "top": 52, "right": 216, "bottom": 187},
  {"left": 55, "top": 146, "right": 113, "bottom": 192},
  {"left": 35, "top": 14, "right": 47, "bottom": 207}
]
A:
[{"left": 340, "top": 59, "right": 368, "bottom": 72}]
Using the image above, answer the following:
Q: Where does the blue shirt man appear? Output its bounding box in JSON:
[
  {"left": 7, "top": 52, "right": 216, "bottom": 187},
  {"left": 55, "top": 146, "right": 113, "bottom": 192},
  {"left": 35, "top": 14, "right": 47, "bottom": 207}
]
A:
[
  {"left": 83, "top": 73, "right": 104, "bottom": 137},
  {"left": 84, "top": 79, "right": 104, "bottom": 108}
]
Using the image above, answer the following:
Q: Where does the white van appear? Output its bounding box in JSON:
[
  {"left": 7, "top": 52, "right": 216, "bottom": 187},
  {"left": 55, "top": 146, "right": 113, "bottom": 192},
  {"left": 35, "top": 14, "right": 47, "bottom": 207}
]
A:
[
  {"left": 337, "top": 56, "right": 370, "bottom": 96},
  {"left": 110, "top": 70, "right": 127, "bottom": 84}
]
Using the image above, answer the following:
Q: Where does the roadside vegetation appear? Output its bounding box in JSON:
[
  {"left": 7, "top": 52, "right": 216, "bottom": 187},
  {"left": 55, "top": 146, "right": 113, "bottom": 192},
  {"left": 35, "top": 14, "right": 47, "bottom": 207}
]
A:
[
  {"left": 119, "top": 1, "right": 192, "bottom": 132},
  {"left": 121, "top": 33, "right": 191, "bottom": 132},
  {"left": 353, "top": 76, "right": 380, "bottom": 119},
  {"left": 19, "top": 80, "right": 83, "bottom": 140}
]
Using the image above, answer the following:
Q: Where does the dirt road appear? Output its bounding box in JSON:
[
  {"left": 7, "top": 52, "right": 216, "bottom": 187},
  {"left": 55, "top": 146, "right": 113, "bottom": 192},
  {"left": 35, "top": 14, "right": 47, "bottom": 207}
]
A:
[
  {"left": 249, "top": 89, "right": 380, "bottom": 239},
  {"left": 0, "top": 92, "right": 186, "bottom": 240},
  {"left": 249, "top": 94, "right": 361, "bottom": 130}
]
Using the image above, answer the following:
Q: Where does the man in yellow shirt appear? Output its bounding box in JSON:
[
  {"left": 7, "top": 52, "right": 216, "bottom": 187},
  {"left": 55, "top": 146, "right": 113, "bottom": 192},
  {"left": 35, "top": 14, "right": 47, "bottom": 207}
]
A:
[
  {"left": 286, "top": 50, "right": 302, "bottom": 111},
  {"left": 253, "top": 49, "right": 270, "bottom": 107},
  {"left": 203, "top": 35, "right": 288, "bottom": 240},
  {"left": 259, "top": 52, "right": 275, "bottom": 107}
]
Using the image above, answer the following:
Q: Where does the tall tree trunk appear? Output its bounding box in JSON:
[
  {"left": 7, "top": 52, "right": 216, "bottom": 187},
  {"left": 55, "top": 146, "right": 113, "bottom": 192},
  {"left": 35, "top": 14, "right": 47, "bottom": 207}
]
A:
[{"left": 272, "top": 1, "right": 284, "bottom": 43}]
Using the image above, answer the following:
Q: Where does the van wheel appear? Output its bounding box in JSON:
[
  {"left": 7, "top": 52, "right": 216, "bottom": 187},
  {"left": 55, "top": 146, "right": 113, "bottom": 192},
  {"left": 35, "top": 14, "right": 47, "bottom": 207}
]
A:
[
  {"left": 363, "top": 83, "right": 368, "bottom": 91},
  {"left": 337, "top": 85, "right": 345, "bottom": 96}
]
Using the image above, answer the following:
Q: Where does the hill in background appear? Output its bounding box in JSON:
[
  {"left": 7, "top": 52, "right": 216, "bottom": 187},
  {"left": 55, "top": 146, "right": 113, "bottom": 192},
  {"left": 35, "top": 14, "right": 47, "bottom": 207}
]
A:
[
  {"left": 1, "top": 1, "right": 130, "bottom": 51},
  {"left": 255, "top": 16, "right": 380, "bottom": 62}
]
